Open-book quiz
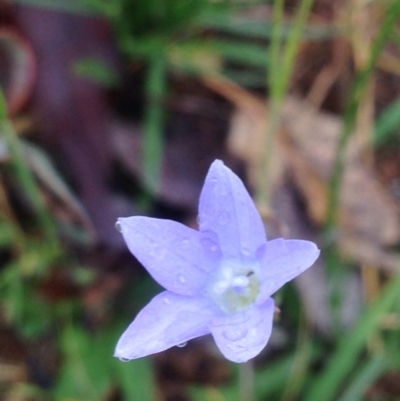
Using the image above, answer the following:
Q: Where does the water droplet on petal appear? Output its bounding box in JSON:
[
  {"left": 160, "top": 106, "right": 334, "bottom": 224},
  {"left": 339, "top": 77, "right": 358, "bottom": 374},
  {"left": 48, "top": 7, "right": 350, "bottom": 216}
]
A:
[
  {"left": 249, "top": 328, "right": 258, "bottom": 338},
  {"left": 212, "top": 177, "right": 228, "bottom": 196},
  {"left": 200, "top": 232, "right": 222, "bottom": 260},
  {"left": 163, "top": 297, "right": 171, "bottom": 305},
  {"left": 241, "top": 247, "right": 251, "bottom": 256},
  {"left": 222, "top": 328, "right": 248, "bottom": 342},
  {"left": 178, "top": 275, "right": 186, "bottom": 284},
  {"left": 218, "top": 212, "right": 230, "bottom": 225},
  {"left": 201, "top": 237, "right": 218, "bottom": 252},
  {"left": 119, "top": 357, "right": 131, "bottom": 362},
  {"left": 182, "top": 238, "right": 190, "bottom": 247},
  {"left": 177, "top": 342, "right": 187, "bottom": 348},
  {"left": 115, "top": 221, "right": 122, "bottom": 233}
]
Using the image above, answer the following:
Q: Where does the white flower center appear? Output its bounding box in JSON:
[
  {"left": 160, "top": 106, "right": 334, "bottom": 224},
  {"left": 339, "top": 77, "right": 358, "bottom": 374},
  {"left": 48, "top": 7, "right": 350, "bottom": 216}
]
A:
[{"left": 207, "top": 260, "right": 261, "bottom": 314}]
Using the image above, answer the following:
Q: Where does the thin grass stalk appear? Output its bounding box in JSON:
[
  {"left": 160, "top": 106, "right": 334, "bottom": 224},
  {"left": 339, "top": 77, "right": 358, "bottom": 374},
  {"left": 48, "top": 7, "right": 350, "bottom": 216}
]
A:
[
  {"left": 326, "top": 0, "right": 400, "bottom": 231},
  {"left": 0, "top": 175, "right": 26, "bottom": 251},
  {"left": 323, "top": 0, "right": 400, "bottom": 333},
  {"left": 258, "top": 0, "right": 314, "bottom": 206},
  {"left": 280, "top": 313, "right": 312, "bottom": 401},
  {"left": 0, "top": 91, "right": 58, "bottom": 251},
  {"left": 277, "top": 0, "right": 315, "bottom": 101},
  {"left": 59, "top": 310, "right": 101, "bottom": 400},
  {"left": 305, "top": 272, "right": 400, "bottom": 401},
  {"left": 268, "top": 0, "right": 285, "bottom": 101},
  {"left": 10, "top": 0, "right": 95, "bottom": 15},
  {"left": 337, "top": 354, "right": 387, "bottom": 401},
  {"left": 143, "top": 51, "right": 167, "bottom": 193},
  {"left": 239, "top": 360, "right": 254, "bottom": 401}
]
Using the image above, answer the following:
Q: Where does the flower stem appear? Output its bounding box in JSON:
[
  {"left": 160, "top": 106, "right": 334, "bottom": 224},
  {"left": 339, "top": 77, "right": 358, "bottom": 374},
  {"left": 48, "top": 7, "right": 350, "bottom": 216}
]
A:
[{"left": 239, "top": 360, "right": 254, "bottom": 401}]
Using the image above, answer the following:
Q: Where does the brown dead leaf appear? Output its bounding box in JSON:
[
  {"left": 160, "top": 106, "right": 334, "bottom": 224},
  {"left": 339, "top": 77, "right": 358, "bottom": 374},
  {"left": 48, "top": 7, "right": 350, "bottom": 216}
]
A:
[
  {"left": 282, "top": 97, "right": 400, "bottom": 250},
  {"left": 203, "top": 74, "right": 285, "bottom": 197},
  {"left": 112, "top": 87, "right": 234, "bottom": 210},
  {"left": 112, "top": 122, "right": 205, "bottom": 208},
  {"left": 204, "top": 73, "right": 400, "bottom": 272},
  {"left": 155, "top": 340, "right": 231, "bottom": 385}
]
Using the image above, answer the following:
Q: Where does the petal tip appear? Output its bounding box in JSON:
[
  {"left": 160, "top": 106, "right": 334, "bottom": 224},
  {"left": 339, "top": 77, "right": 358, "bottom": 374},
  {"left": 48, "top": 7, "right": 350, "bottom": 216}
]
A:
[{"left": 211, "top": 159, "right": 224, "bottom": 167}]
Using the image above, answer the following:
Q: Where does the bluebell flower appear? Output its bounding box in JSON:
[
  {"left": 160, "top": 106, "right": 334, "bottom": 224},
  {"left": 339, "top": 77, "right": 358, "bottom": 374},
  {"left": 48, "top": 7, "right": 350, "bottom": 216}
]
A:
[{"left": 114, "top": 160, "right": 319, "bottom": 363}]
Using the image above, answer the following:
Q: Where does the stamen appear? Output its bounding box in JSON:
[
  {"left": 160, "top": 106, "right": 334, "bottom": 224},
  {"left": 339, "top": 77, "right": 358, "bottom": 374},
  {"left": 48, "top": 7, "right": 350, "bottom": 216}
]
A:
[
  {"left": 231, "top": 276, "right": 249, "bottom": 287},
  {"left": 206, "top": 261, "right": 261, "bottom": 314}
]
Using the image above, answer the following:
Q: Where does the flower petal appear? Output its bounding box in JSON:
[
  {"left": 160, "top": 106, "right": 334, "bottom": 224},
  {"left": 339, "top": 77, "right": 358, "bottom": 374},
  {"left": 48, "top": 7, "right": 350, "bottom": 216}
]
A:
[
  {"left": 259, "top": 239, "right": 320, "bottom": 298},
  {"left": 198, "top": 160, "right": 266, "bottom": 260},
  {"left": 119, "top": 217, "right": 216, "bottom": 295},
  {"left": 114, "top": 291, "right": 217, "bottom": 360},
  {"left": 209, "top": 298, "right": 275, "bottom": 363}
]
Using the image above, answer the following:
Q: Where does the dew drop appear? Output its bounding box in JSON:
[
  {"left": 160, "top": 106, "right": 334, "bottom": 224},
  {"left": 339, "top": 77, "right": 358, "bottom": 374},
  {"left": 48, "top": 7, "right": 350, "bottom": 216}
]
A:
[
  {"left": 241, "top": 247, "right": 251, "bottom": 256},
  {"left": 178, "top": 275, "right": 186, "bottom": 284},
  {"left": 218, "top": 212, "right": 230, "bottom": 225},
  {"left": 115, "top": 221, "right": 122, "bottom": 233},
  {"left": 163, "top": 297, "right": 171, "bottom": 305},
  {"left": 201, "top": 236, "right": 220, "bottom": 255},
  {"left": 222, "top": 328, "right": 248, "bottom": 342},
  {"left": 119, "top": 357, "right": 131, "bottom": 362},
  {"left": 177, "top": 342, "right": 187, "bottom": 348}
]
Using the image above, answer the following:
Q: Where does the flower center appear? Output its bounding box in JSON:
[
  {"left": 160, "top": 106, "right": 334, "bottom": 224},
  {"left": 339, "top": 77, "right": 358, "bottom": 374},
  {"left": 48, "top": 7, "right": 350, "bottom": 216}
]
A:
[{"left": 207, "top": 260, "right": 261, "bottom": 314}]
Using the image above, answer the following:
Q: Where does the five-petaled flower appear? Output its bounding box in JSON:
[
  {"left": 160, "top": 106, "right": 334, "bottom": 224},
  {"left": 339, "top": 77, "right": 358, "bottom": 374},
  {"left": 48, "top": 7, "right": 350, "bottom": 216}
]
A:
[{"left": 114, "top": 160, "right": 319, "bottom": 363}]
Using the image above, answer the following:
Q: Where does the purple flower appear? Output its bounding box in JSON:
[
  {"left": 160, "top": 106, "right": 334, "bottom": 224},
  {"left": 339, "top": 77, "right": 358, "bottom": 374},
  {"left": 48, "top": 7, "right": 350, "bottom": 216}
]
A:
[{"left": 114, "top": 160, "right": 319, "bottom": 363}]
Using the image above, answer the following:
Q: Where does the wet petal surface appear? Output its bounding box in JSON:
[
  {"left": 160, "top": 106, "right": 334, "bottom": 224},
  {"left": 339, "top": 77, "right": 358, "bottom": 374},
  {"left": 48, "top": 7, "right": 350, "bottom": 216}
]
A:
[
  {"left": 259, "top": 239, "right": 320, "bottom": 298},
  {"left": 115, "top": 291, "right": 217, "bottom": 360},
  {"left": 209, "top": 298, "right": 275, "bottom": 363},
  {"left": 198, "top": 161, "right": 267, "bottom": 262},
  {"left": 119, "top": 217, "right": 216, "bottom": 295}
]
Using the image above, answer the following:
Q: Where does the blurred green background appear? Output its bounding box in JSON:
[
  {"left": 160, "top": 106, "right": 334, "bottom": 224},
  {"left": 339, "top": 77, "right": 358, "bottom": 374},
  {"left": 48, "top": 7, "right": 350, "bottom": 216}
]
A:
[{"left": 1, "top": 0, "right": 400, "bottom": 400}]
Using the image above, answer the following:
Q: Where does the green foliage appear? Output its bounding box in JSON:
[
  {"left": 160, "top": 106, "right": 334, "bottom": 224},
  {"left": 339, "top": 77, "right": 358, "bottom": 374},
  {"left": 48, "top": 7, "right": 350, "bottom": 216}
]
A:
[
  {"left": 1, "top": 112, "right": 59, "bottom": 250},
  {"left": 1, "top": 0, "right": 400, "bottom": 400},
  {"left": 9, "top": 0, "right": 95, "bottom": 14},
  {"left": 305, "top": 273, "right": 400, "bottom": 401},
  {"left": 54, "top": 313, "right": 156, "bottom": 401},
  {"left": 256, "top": 0, "right": 315, "bottom": 205},
  {"left": 73, "top": 58, "right": 120, "bottom": 87},
  {"left": 375, "top": 96, "right": 400, "bottom": 145},
  {"left": 337, "top": 355, "right": 387, "bottom": 401}
]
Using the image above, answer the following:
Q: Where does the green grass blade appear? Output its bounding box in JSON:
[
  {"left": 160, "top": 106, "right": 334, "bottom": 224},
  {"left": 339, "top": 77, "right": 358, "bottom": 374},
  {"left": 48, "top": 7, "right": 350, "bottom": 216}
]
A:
[
  {"left": 337, "top": 354, "right": 387, "bottom": 401},
  {"left": 73, "top": 57, "right": 119, "bottom": 87},
  {"left": 115, "top": 358, "right": 155, "bottom": 401},
  {"left": 0, "top": 88, "right": 7, "bottom": 120},
  {"left": 374, "top": 96, "right": 400, "bottom": 145},
  {"left": 277, "top": 0, "right": 314, "bottom": 100},
  {"left": 201, "top": 40, "right": 269, "bottom": 68},
  {"left": 305, "top": 273, "right": 400, "bottom": 401},
  {"left": 327, "top": 0, "right": 400, "bottom": 230},
  {"left": 0, "top": 90, "right": 58, "bottom": 251},
  {"left": 197, "top": 14, "right": 335, "bottom": 41},
  {"left": 9, "top": 0, "right": 95, "bottom": 15},
  {"left": 268, "top": 0, "right": 285, "bottom": 100},
  {"left": 143, "top": 51, "right": 167, "bottom": 193},
  {"left": 258, "top": 0, "right": 314, "bottom": 206}
]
